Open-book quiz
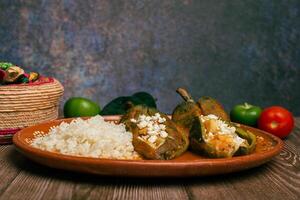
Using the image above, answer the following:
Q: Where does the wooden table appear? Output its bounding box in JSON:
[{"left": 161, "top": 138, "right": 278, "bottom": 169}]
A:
[{"left": 0, "top": 119, "right": 299, "bottom": 200}]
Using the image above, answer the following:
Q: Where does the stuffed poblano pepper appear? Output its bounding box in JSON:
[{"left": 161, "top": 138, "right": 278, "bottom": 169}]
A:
[
  {"left": 197, "top": 96, "right": 230, "bottom": 122},
  {"left": 173, "top": 88, "right": 256, "bottom": 158},
  {"left": 172, "top": 88, "right": 202, "bottom": 133},
  {"left": 189, "top": 114, "right": 254, "bottom": 158},
  {"left": 120, "top": 105, "right": 189, "bottom": 160},
  {"left": 234, "top": 127, "right": 256, "bottom": 155}
]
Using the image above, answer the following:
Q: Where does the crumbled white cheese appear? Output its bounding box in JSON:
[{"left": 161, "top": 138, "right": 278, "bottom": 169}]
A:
[
  {"left": 158, "top": 118, "right": 166, "bottom": 123},
  {"left": 137, "top": 121, "right": 148, "bottom": 129},
  {"left": 148, "top": 135, "right": 158, "bottom": 143},
  {"left": 130, "top": 119, "right": 137, "bottom": 123},
  {"left": 130, "top": 113, "right": 168, "bottom": 144},
  {"left": 206, "top": 114, "right": 219, "bottom": 120},
  {"left": 159, "top": 124, "right": 166, "bottom": 129},
  {"left": 215, "top": 119, "right": 236, "bottom": 134},
  {"left": 200, "top": 114, "right": 244, "bottom": 148},
  {"left": 160, "top": 131, "right": 168, "bottom": 138},
  {"left": 233, "top": 136, "right": 246, "bottom": 147}
]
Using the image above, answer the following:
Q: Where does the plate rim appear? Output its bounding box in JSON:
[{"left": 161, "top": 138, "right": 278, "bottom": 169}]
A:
[
  {"left": 13, "top": 116, "right": 283, "bottom": 164},
  {"left": 12, "top": 116, "right": 284, "bottom": 176}
]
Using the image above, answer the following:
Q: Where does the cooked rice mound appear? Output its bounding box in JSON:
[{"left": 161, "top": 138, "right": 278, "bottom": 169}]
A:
[{"left": 31, "top": 115, "right": 140, "bottom": 159}]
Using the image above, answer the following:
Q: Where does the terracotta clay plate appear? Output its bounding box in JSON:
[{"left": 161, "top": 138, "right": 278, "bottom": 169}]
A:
[{"left": 13, "top": 116, "right": 283, "bottom": 177}]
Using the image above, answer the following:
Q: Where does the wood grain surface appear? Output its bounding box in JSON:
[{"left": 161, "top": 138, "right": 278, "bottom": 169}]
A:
[{"left": 0, "top": 119, "right": 300, "bottom": 200}]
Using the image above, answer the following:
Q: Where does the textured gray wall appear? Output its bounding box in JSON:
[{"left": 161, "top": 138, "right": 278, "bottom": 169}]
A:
[{"left": 0, "top": 0, "right": 299, "bottom": 115}]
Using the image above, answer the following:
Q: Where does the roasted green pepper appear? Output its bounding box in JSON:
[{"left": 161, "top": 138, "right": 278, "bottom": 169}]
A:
[
  {"left": 100, "top": 92, "right": 156, "bottom": 115},
  {"left": 121, "top": 105, "right": 188, "bottom": 160},
  {"left": 198, "top": 96, "right": 230, "bottom": 122},
  {"left": 172, "top": 88, "right": 202, "bottom": 133},
  {"left": 190, "top": 115, "right": 256, "bottom": 158},
  {"left": 235, "top": 127, "right": 256, "bottom": 155},
  {"left": 173, "top": 88, "right": 256, "bottom": 158}
]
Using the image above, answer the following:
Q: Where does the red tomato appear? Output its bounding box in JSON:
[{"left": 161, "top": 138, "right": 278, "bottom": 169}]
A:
[{"left": 258, "top": 106, "right": 294, "bottom": 138}]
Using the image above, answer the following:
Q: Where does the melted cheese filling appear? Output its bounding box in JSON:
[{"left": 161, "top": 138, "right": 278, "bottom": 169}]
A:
[{"left": 200, "top": 114, "right": 246, "bottom": 155}]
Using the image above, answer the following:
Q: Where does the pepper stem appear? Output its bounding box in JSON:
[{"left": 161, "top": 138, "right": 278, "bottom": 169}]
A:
[
  {"left": 244, "top": 102, "right": 252, "bottom": 109},
  {"left": 176, "top": 88, "right": 194, "bottom": 102}
]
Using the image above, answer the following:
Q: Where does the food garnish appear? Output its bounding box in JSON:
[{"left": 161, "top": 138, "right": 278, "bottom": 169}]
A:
[{"left": 130, "top": 113, "right": 168, "bottom": 144}]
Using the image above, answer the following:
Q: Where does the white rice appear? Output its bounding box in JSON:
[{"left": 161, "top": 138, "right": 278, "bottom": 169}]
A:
[{"left": 30, "top": 115, "right": 140, "bottom": 159}]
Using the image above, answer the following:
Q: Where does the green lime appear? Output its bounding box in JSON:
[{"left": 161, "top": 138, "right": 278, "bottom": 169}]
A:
[{"left": 64, "top": 97, "right": 101, "bottom": 118}]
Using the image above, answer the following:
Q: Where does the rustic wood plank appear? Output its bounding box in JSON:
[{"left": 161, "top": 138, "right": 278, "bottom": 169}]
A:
[
  {"left": 1, "top": 148, "right": 189, "bottom": 200},
  {"left": 289, "top": 118, "right": 300, "bottom": 147},
  {"left": 108, "top": 180, "right": 188, "bottom": 200},
  {"left": 0, "top": 146, "right": 21, "bottom": 195},
  {"left": 41, "top": 171, "right": 189, "bottom": 200},
  {"left": 186, "top": 154, "right": 299, "bottom": 200},
  {"left": 0, "top": 146, "right": 52, "bottom": 200}
]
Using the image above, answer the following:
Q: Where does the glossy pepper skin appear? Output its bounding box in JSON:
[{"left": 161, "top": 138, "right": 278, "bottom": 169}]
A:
[
  {"left": 172, "top": 88, "right": 202, "bottom": 132},
  {"left": 173, "top": 88, "right": 257, "bottom": 158},
  {"left": 198, "top": 96, "right": 230, "bottom": 122},
  {"left": 121, "top": 105, "right": 189, "bottom": 160},
  {"left": 188, "top": 115, "right": 256, "bottom": 158},
  {"left": 230, "top": 103, "right": 262, "bottom": 127}
]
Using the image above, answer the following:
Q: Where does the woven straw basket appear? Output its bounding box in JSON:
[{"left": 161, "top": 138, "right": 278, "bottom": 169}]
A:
[{"left": 0, "top": 77, "right": 64, "bottom": 144}]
